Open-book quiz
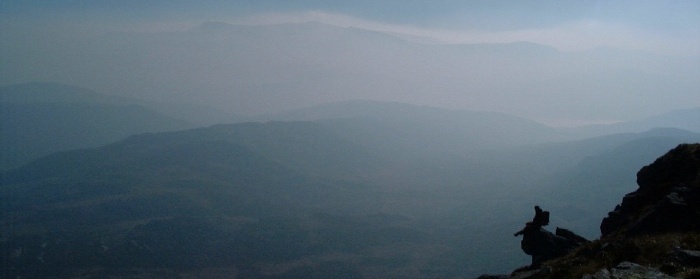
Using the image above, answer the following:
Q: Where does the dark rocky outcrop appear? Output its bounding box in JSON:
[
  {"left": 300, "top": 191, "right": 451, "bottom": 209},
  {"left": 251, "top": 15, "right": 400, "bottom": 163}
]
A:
[
  {"left": 517, "top": 227, "right": 589, "bottom": 268},
  {"left": 514, "top": 206, "right": 589, "bottom": 268},
  {"left": 601, "top": 144, "right": 700, "bottom": 237},
  {"left": 477, "top": 144, "right": 700, "bottom": 279}
]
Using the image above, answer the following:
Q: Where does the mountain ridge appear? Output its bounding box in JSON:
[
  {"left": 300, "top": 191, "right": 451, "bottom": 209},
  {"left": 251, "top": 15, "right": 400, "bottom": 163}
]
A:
[
  {"left": 2, "top": 88, "right": 699, "bottom": 277},
  {"left": 561, "top": 107, "right": 700, "bottom": 139},
  {"left": 2, "top": 117, "right": 699, "bottom": 278},
  {"left": 256, "top": 100, "right": 568, "bottom": 158},
  {"left": 0, "top": 82, "right": 192, "bottom": 170},
  {"left": 6, "top": 20, "right": 695, "bottom": 120}
]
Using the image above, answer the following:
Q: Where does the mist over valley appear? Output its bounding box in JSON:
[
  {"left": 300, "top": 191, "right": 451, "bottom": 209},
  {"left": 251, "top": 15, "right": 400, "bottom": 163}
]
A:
[
  {"left": 2, "top": 2, "right": 700, "bottom": 278},
  {"left": 3, "top": 82, "right": 700, "bottom": 278}
]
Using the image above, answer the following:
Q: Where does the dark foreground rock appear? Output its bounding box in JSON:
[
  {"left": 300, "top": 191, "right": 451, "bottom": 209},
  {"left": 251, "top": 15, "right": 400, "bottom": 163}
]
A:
[
  {"left": 601, "top": 144, "right": 700, "bottom": 237},
  {"left": 582, "top": 261, "right": 677, "bottom": 279},
  {"left": 478, "top": 144, "right": 700, "bottom": 279}
]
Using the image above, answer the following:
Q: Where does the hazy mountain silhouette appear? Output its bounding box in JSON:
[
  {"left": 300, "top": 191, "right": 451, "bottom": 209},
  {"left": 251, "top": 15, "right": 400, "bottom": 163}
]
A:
[
  {"left": 5, "top": 21, "right": 696, "bottom": 122},
  {"left": 3, "top": 12, "right": 699, "bottom": 279},
  {"left": 561, "top": 107, "right": 700, "bottom": 139},
  {"left": 0, "top": 121, "right": 414, "bottom": 278},
  {"left": 2, "top": 97, "right": 699, "bottom": 277},
  {"left": 0, "top": 82, "right": 191, "bottom": 169},
  {"left": 258, "top": 100, "right": 568, "bottom": 159}
]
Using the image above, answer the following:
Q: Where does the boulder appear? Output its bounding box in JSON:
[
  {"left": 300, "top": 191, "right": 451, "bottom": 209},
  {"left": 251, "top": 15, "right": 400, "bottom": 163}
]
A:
[{"left": 519, "top": 227, "right": 588, "bottom": 267}]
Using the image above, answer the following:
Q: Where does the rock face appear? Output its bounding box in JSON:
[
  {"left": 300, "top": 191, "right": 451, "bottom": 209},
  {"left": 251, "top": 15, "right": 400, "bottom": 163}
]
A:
[{"left": 601, "top": 144, "right": 700, "bottom": 236}]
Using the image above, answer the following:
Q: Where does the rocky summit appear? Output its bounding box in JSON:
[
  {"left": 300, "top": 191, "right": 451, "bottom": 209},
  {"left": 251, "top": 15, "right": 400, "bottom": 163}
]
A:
[
  {"left": 601, "top": 144, "right": 700, "bottom": 237},
  {"left": 478, "top": 144, "right": 700, "bottom": 279}
]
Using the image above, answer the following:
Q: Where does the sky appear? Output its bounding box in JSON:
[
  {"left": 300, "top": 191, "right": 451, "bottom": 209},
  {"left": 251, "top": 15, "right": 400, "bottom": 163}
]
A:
[
  {"left": 3, "top": 0, "right": 700, "bottom": 54},
  {"left": 2, "top": 1, "right": 700, "bottom": 126}
]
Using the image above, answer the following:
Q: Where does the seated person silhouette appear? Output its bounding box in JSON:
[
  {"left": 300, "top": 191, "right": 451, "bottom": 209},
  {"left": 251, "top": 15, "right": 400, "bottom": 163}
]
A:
[{"left": 514, "top": 206, "right": 549, "bottom": 236}]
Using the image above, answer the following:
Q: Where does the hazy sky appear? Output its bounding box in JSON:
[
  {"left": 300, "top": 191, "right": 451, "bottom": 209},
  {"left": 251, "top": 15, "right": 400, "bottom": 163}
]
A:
[
  {"left": 3, "top": 0, "right": 699, "bottom": 54},
  {"left": 2, "top": 1, "right": 699, "bottom": 125}
]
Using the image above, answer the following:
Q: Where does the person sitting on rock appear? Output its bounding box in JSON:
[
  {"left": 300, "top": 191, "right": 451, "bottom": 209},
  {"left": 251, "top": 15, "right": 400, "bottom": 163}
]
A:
[
  {"left": 513, "top": 205, "right": 588, "bottom": 268},
  {"left": 514, "top": 206, "right": 549, "bottom": 236},
  {"left": 532, "top": 206, "right": 549, "bottom": 227}
]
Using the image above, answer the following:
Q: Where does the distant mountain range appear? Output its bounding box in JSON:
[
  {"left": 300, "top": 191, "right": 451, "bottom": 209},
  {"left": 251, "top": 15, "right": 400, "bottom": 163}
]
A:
[
  {"left": 0, "top": 121, "right": 405, "bottom": 278},
  {"left": 3, "top": 81, "right": 698, "bottom": 170},
  {"left": 257, "top": 100, "right": 566, "bottom": 158},
  {"left": 3, "top": 87, "right": 700, "bottom": 277},
  {"left": 562, "top": 107, "right": 700, "bottom": 139},
  {"left": 0, "top": 82, "right": 191, "bottom": 169},
  {"left": 258, "top": 99, "right": 700, "bottom": 156},
  {"left": 4, "top": 21, "right": 698, "bottom": 121}
]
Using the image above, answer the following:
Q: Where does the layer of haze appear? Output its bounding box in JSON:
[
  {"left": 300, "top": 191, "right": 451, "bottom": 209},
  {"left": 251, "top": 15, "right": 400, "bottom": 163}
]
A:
[{"left": 2, "top": 0, "right": 700, "bottom": 126}]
